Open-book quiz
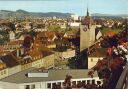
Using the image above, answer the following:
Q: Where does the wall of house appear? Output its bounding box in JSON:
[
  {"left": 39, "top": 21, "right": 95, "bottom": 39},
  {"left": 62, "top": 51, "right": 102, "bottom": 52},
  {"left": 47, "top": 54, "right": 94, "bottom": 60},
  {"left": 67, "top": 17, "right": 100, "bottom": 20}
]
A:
[
  {"left": 0, "top": 82, "right": 19, "bottom": 89},
  {"left": 19, "top": 77, "right": 101, "bottom": 89},
  {"left": 47, "top": 44, "right": 56, "bottom": 48},
  {"left": 0, "top": 69, "right": 8, "bottom": 79},
  {"left": 88, "top": 57, "right": 103, "bottom": 69},
  {"left": 21, "top": 63, "right": 32, "bottom": 70},
  {"left": 20, "top": 82, "right": 42, "bottom": 89},
  {"left": 32, "top": 59, "right": 43, "bottom": 68},
  {"left": 42, "top": 54, "right": 55, "bottom": 69},
  {"left": 62, "top": 50, "right": 75, "bottom": 59},
  {"left": 19, "top": 85, "right": 25, "bottom": 89},
  {"left": 8, "top": 65, "right": 21, "bottom": 76}
]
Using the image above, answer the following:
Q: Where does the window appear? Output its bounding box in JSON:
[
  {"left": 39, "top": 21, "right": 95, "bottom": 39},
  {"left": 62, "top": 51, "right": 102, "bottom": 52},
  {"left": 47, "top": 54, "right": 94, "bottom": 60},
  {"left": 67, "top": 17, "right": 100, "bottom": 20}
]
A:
[
  {"left": 72, "top": 81, "right": 76, "bottom": 84},
  {"left": 57, "top": 82, "right": 61, "bottom": 85},
  {"left": 72, "top": 81, "right": 76, "bottom": 86},
  {"left": 25, "top": 85, "right": 30, "bottom": 89},
  {"left": 62, "top": 82, "right": 66, "bottom": 86},
  {"left": 82, "top": 80, "right": 86, "bottom": 84},
  {"left": 77, "top": 81, "right": 81, "bottom": 84},
  {"left": 1, "top": 71, "right": 3, "bottom": 75},
  {"left": 87, "top": 80, "right": 91, "bottom": 84},
  {"left": 47, "top": 83, "right": 51, "bottom": 88},
  {"left": 92, "top": 79, "right": 95, "bottom": 84},
  {"left": 52, "top": 83, "right": 56, "bottom": 89},
  {"left": 91, "top": 59, "right": 93, "bottom": 62},
  {"left": 4, "top": 70, "right": 6, "bottom": 74}
]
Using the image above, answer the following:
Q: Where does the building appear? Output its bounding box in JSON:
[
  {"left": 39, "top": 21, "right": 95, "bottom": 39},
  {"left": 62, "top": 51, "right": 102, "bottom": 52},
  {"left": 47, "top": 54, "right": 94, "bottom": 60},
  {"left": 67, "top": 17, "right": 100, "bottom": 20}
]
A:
[
  {"left": 71, "top": 14, "right": 79, "bottom": 21},
  {"left": 68, "top": 22, "right": 80, "bottom": 27},
  {"left": 0, "top": 68, "right": 101, "bottom": 89},
  {"left": 9, "top": 31, "right": 15, "bottom": 42},
  {"left": 88, "top": 48, "right": 107, "bottom": 69}
]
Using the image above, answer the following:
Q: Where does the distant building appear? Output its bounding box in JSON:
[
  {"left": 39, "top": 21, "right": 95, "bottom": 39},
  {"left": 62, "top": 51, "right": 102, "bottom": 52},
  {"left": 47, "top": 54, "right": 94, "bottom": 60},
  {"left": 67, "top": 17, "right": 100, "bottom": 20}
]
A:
[
  {"left": 25, "top": 22, "right": 32, "bottom": 30},
  {"left": 52, "top": 16, "right": 57, "bottom": 20},
  {"left": 71, "top": 14, "right": 79, "bottom": 21},
  {"left": 60, "top": 24, "right": 66, "bottom": 29},
  {"left": 9, "top": 31, "right": 15, "bottom": 42},
  {"left": 68, "top": 22, "right": 80, "bottom": 27}
]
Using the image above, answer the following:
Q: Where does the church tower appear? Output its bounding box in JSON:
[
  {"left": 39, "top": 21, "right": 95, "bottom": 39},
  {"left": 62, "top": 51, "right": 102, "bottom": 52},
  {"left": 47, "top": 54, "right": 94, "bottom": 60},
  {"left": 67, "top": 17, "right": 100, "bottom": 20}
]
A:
[
  {"left": 78, "top": 2, "right": 102, "bottom": 69},
  {"left": 87, "top": 7, "right": 89, "bottom": 17},
  {"left": 80, "top": 6, "right": 96, "bottom": 52},
  {"left": 79, "top": 5, "right": 97, "bottom": 69}
]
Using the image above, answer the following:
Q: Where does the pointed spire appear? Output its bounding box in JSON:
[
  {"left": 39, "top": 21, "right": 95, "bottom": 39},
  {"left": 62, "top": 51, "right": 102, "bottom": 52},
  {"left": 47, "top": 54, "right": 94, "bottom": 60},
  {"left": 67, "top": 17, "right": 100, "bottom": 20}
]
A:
[
  {"left": 86, "top": 0, "right": 89, "bottom": 17},
  {"left": 87, "top": 7, "right": 89, "bottom": 16}
]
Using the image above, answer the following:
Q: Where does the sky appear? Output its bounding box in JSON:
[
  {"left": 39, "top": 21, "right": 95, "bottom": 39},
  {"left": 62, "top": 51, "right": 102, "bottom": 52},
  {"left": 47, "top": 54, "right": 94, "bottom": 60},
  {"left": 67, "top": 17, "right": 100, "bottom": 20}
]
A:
[{"left": 0, "top": 0, "right": 127, "bottom": 16}]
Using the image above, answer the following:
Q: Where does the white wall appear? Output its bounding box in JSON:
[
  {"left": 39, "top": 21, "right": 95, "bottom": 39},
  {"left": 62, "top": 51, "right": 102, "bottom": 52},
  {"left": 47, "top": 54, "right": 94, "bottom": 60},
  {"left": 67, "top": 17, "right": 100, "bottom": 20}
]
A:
[
  {"left": 88, "top": 57, "right": 104, "bottom": 69},
  {"left": 19, "top": 85, "right": 25, "bottom": 89},
  {"left": 8, "top": 65, "right": 21, "bottom": 76},
  {"left": 41, "top": 82, "right": 46, "bottom": 89},
  {"left": 62, "top": 50, "right": 75, "bottom": 59},
  {"left": 0, "top": 69, "right": 8, "bottom": 79},
  {"left": 0, "top": 81, "right": 19, "bottom": 89},
  {"left": 19, "top": 77, "right": 101, "bottom": 89},
  {"left": 35, "top": 83, "right": 41, "bottom": 89},
  {"left": 69, "top": 22, "right": 80, "bottom": 27}
]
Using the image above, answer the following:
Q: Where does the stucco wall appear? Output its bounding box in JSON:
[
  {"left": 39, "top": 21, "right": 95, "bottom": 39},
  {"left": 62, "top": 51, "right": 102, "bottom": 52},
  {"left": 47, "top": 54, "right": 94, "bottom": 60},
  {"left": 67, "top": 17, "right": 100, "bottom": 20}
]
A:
[
  {"left": 0, "top": 82, "right": 19, "bottom": 89},
  {"left": 88, "top": 57, "right": 103, "bottom": 69}
]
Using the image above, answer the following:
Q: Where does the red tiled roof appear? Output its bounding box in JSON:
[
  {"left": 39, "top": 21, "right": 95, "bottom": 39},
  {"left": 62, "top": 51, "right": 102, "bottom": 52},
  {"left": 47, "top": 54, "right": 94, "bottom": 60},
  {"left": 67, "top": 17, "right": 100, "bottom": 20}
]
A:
[{"left": 28, "top": 44, "right": 53, "bottom": 59}]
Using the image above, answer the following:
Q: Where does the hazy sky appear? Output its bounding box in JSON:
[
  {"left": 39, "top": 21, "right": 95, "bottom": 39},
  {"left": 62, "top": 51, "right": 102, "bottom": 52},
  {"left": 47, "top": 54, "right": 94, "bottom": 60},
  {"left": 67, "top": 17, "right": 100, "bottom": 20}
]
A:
[{"left": 0, "top": 0, "right": 127, "bottom": 16}]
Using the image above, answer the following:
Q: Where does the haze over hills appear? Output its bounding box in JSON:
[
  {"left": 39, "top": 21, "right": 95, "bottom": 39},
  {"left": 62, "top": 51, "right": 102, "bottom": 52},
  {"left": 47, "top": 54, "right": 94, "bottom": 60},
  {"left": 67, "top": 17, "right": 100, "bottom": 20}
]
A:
[
  {"left": 0, "top": 9, "right": 128, "bottom": 19},
  {"left": 0, "top": 9, "right": 72, "bottom": 19},
  {"left": 91, "top": 13, "right": 128, "bottom": 18}
]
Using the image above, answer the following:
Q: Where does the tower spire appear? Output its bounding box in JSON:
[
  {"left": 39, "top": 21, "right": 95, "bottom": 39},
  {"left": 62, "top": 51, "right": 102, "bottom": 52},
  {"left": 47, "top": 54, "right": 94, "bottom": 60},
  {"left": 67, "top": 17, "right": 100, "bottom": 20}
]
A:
[
  {"left": 87, "top": 6, "right": 89, "bottom": 16},
  {"left": 86, "top": 0, "right": 89, "bottom": 17}
]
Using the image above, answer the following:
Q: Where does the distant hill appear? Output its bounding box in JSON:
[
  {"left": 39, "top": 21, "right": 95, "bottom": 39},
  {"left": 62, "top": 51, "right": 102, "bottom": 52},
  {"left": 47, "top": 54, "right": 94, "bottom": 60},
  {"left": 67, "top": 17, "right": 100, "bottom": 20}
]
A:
[{"left": 0, "top": 9, "right": 72, "bottom": 19}]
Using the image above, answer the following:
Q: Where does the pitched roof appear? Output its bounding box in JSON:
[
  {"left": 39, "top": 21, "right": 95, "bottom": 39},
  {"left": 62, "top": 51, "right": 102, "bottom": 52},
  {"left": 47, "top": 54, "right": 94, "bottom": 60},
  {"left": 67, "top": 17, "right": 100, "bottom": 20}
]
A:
[
  {"left": 88, "top": 48, "right": 107, "bottom": 57},
  {"left": 0, "top": 68, "right": 98, "bottom": 84},
  {"left": 37, "top": 31, "right": 56, "bottom": 40},
  {"left": 29, "top": 44, "right": 53, "bottom": 58}
]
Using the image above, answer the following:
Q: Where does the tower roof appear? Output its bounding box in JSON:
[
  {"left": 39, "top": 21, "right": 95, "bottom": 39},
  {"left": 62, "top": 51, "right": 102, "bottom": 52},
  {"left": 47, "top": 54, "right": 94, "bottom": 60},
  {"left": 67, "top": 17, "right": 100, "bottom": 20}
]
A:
[{"left": 87, "top": 7, "right": 89, "bottom": 16}]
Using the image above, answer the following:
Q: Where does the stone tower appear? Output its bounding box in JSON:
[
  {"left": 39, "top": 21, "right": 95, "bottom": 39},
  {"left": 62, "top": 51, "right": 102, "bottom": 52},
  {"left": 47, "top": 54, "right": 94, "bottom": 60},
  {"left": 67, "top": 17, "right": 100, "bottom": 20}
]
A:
[
  {"left": 80, "top": 7, "right": 96, "bottom": 51},
  {"left": 79, "top": 7, "right": 97, "bottom": 69}
]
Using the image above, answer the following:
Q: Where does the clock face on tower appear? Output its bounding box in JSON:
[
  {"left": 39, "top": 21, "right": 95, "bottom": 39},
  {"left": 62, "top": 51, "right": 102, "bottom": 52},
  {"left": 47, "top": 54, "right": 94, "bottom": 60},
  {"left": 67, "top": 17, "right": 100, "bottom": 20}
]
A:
[{"left": 83, "top": 26, "right": 88, "bottom": 32}]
